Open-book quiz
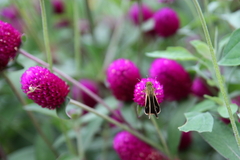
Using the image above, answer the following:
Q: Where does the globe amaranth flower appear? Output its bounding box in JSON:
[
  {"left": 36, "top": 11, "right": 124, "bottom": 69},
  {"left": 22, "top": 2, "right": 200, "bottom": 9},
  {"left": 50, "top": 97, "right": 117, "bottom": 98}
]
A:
[
  {"left": 153, "top": 7, "right": 180, "bottom": 37},
  {"left": 0, "top": 20, "right": 21, "bottom": 71},
  {"left": 191, "top": 77, "right": 213, "bottom": 98},
  {"left": 106, "top": 58, "right": 141, "bottom": 101},
  {"left": 133, "top": 78, "right": 164, "bottom": 107},
  {"left": 72, "top": 79, "right": 99, "bottom": 113},
  {"left": 149, "top": 58, "right": 191, "bottom": 101},
  {"left": 21, "top": 66, "right": 70, "bottom": 109},
  {"left": 113, "top": 131, "right": 168, "bottom": 160},
  {"left": 128, "top": 3, "right": 154, "bottom": 25},
  {"left": 1, "top": 5, "right": 19, "bottom": 20},
  {"left": 178, "top": 132, "right": 192, "bottom": 151},
  {"left": 51, "top": 0, "right": 65, "bottom": 14}
]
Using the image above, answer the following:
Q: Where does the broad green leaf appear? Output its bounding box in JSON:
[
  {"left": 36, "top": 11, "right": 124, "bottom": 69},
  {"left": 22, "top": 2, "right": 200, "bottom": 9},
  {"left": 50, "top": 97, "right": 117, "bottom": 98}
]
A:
[
  {"left": 167, "top": 98, "right": 197, "bottom": 155},
  {"left": 146, "top": 47, "right": 197, "bottom": 61},
  {"left": 217, "top": 104, "right": 238, "bottom": 118},
  {"left": 204, "top": 95, "right": 223, "bottom": 105},
  {"left": 56, "top": 97, "right": 70, "bottom": 120},
  {"left": 136, "top": 105, "right": 144, "bottom": 118},
  {"left": 189, "top": 100, "right": 216, "bottom": 112},
  {"left": 57, "top": 153, "right": 78, "bottom": 160},
  {"left": 201, "top": 119, "right": 240, "bottom": 160},
  {"left": 24, "top": 103, "right": 58, "bottom": 118},
  {"left": 178, "top": 112, "right": 214, "bottom": 133},
  {"left": 218, "top": 29, "right": 240, "bottom": 66},
  {"left": 6, "top": 61, "right": 24, "bottom": 72},
  {"left": 190, "top": 40, "right": 211, "bottom": 59},
  {"left": 8, "top": 146, "right": 35, "bottom": 160},
  {"left": 82, "top": 117, "right": 104, "bottom": 149}
]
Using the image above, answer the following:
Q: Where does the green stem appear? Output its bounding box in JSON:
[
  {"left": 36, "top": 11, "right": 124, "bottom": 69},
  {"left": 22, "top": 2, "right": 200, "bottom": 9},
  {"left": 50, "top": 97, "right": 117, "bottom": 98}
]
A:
[
  {"left": 73, "top": 0, "right": 81, "bottom": 70},
  {"left": 70, "top": 99, "right": 163, "bottom": 151},
  {"left": 1, "top": 72, "right": 59, "bottom": 157},
  {"left": 193, "top": 0, "right": 240, "bottom": 150},
  {"left": 151, "top": 118, "right": 171, "bottom": 158},
  {"left": 39, "top": 0, "right": 53, "bottom": 72},
  {"left": 84, "top": 0, "right": 96, "bottom": 44},
  {"left": 60, "top": 121, "right": 77, "bottom": 155},
  {"left": 74, "top": 121, "right": 85, "bottom": 159}
]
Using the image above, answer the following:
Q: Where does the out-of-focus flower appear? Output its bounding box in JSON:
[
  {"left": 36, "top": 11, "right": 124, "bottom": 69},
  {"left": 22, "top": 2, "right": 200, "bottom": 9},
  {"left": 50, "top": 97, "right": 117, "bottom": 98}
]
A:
[
  {"left": 178, "top": 132, "right": 192, "bottom": 151},
  {"left": 52, "top": 0, "right": 65, "bottom": 14},
  {"left": 113, "top": 131, "right": 168, "bottom": 160},
  {"left": 133, "top": 77, "right": 164, "bottom": 107},
  {"left": 149, "top": 58, "right": 191, "bottom": 101},
  {"left": 21, "top": 66, "right": 70, "bottom": 109},
  {"left": 153, "top": 7, "right": 180, "bottom": 37},
  {"left": 1, "top": 5, "right": 19, "bottom": 20},
  {"left": 128, "top": 3, "right": 154, "bottom": 25},
  {"left": 106, "top": 59, "right": 141, "bottom": 101},
  {"left": 191, "top": 77, "right": 213, "bottom": 98},
  {"left": 158, "top": 0, "right": 175, "bottom": 4},
  {"left": 72, "top": 79, "right": 99, "bottom": 111}
]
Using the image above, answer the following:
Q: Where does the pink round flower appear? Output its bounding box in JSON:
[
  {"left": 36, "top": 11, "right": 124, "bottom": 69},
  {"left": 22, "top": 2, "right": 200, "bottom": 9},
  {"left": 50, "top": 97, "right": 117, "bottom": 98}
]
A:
[
  {"left": 113, "top": 131, "right": 167, "bottom": 160},
  {"left": 191, "top": 77, "right": 213, "bottom": 98},
  {"left": 1, "top": 5, "right": 19, "bottom": 20},
  {"left": 106, "top": 59, "right": 141, "bottom": 101},
  {"left": 133, "top": 78, "right": 164, "bottom": 107},
  {"left": 52, "top": 0, "right": 65, "bottom": 14},
  {"left": 72, "top": 79, "right": 99, "bottom": 108},
  {"left": 128, "top": 3, "right": 154, "bottom": 25},
  {"left": 149, "top": 58, "right": 191, "bottom": 101},
  {"left": 178, "top": 132, "right": 192, "bottom": 151},
  {"left": 153, "top": 7, "right": 180, "bottom": 37},
  {"left": 0, "top": 20, "right": 21, "bottom": 70},
  {"left": 21, "top": 66, "right": 70, "bottom": 109}
]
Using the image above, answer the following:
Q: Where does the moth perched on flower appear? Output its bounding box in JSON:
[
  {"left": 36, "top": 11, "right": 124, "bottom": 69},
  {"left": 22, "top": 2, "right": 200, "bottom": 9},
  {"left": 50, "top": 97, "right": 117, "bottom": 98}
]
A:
[{"left": 133, "top": 78, "right": 164, "bottom": 119}]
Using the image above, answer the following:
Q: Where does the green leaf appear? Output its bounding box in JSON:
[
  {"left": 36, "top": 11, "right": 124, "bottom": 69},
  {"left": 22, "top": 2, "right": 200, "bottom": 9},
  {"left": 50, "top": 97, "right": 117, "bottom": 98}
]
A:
[
  {"left": 201, "top": 118, "right": 240, "bottom": 160},
  {"left": 167, "top": 98, "right": 197, "bottom": 155},
  {"left": 178, "top": 112, "right": 214, "bottom": 133},
  {"left": 136, "top": 105, "right": 144, "bottom": 118},
  {"left": 204, "top": 95, "right": 223, "bottom": 105},
  {"left": 218, "top": 28, "right": 240, "bottom": 66},
  {"left": 56, "top": 97, "right": 70, "bottom": 120},
  {"left": 189, "top": 100, "right": 216, "bottom": 112},
  {"left": 217, "top": 104, "right": 238, "bottom": 118},
  {"left": 146, "top": 47, "right": 197, "bottom": 61},
  {"left": 57, "top": 153, "right": 78, "bottom": 160},
  {"left": 24, "top": 103, "right": 58, "bottom": 118},
  {"left": 8, "top": 146, "right": 35, "bottom": 160},
  {"left": 190, "top": 40, "right": 211, "bottom": 59},
  {"left": 6, "top": 61, "right": 24, "bottom": 72},
  {"left": 21, "top": 34, "right": 27, "bottom": 43}
]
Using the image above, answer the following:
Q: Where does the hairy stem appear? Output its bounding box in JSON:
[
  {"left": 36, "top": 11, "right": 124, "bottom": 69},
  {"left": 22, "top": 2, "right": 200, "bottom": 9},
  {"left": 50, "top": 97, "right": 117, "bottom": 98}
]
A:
[{"left": 193, "top": 0, "right": 240, "bottom": 150}]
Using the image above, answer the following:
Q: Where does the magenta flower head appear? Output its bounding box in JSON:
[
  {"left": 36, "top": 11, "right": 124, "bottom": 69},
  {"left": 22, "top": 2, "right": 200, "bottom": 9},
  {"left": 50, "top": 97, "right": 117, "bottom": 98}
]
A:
[
  {"left": 0, "top": 20, "right": 21, "bottom": 70},
  {"left": 113, "top": 131, "right": 167, "bottom": 160},
  {"left": 191, "top": 77, "right": 213, "bottom": 98},
  {"left": 21, "top": 66, "right": 70, "bottom": 109},
  {"left": 106, "top": 58, "right": 141, "bottom": 101},
  {"left": 153, "top": 7, "right": 180, "bottom": 37},
  {"left": 51, "top": 0, "right": 65, "bottom": 14},
  {"left": 178, "top": 132, "right": 192, "bottom": 151},
  {"left": 149, "top": 58, "right": 191, "bottom": 101},
  {"left": 128, "top": 3, "right": 154, "bottom": 25},
  {"left": 72, "top": 79, "right": 99, "bottom": 108},
  {"left": 1, "top": 5, "right": 19, "bottom": 20},
  {"left": 133, "top": 78, "right": 164, "bottom": 107}
]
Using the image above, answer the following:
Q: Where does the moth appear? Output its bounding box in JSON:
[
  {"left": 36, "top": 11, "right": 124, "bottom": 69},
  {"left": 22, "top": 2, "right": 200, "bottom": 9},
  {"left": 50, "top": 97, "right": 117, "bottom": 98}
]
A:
[{"left": 144, "top": 81, "right": 161, "bottom": 119}]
